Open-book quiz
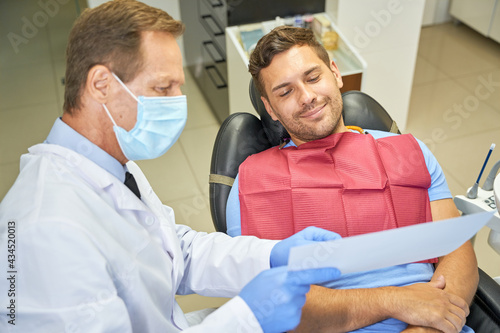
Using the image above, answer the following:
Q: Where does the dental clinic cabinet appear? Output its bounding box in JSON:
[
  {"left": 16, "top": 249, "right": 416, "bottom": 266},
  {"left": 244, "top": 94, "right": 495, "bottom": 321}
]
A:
[{"left": 450, "top": 0, "right": 500, "bottom": 43}]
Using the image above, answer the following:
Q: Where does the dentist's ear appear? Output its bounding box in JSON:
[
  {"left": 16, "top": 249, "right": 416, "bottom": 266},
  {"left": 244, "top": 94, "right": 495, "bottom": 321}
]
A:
[
  {"left": 86, "top": 65, "right": 113, "bottom": 104},
  {"left": 261, "top": 96, "right": 279, "bottom": 122}
]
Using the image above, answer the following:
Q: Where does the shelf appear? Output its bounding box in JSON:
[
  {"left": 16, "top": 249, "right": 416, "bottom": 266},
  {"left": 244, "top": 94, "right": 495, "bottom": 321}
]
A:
[
  {"left": 225, "top": 13, "right": 367, "bottom": 117},
  {"left": 226, "top": 13, "right": 366, "bottom": 77}
]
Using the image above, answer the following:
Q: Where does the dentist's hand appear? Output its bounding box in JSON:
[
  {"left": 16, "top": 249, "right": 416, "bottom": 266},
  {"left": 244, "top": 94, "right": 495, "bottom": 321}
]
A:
[
  {"left": 239, "top": 266, "right": 341, "bottom": 333},
  {"left": 270, "top": 226, "right": 341, "bottom": 267}
]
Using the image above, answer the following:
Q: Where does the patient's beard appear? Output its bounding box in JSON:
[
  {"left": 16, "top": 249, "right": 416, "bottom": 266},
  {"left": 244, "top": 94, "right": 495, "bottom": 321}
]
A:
[{"left": 285, "top": 96, "right": 343, "bottom": 143}]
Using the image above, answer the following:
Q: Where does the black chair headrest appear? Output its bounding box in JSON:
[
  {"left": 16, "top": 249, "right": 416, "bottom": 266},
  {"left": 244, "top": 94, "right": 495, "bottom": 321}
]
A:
[
  {"left": 342, "top": 90, "right": 400, "bottom": 134},
  {"left": 249, "top": 79, "right": 290, "bottom": 146}
]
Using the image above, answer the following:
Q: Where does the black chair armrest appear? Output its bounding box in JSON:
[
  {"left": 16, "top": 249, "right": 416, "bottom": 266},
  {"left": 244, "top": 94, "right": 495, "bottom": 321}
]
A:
[{"left": 466, "top": 268, "right": 500, "bottom": 333}]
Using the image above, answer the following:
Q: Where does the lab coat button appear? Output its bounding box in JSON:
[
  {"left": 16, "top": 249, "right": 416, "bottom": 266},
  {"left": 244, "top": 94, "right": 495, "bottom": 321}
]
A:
[{"left": 145, "top": 216, "right": 156, "bottom": 226}]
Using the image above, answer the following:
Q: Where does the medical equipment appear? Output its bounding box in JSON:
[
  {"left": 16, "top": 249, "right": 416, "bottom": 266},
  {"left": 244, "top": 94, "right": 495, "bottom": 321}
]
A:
[
  {"left": 467, "top": 143, "right": 495, "bottom": 199},
  {"left": 454, "top": 147, "right": 500, "bottom": 285},
  {"left": 484, "top": 159, "right": 500, "bottom": 191}
]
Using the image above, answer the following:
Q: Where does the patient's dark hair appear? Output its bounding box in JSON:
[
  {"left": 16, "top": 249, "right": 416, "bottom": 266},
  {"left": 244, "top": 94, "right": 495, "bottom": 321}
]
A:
[{"left": 248, "top": 26, "right": 330, "bottom": 98}]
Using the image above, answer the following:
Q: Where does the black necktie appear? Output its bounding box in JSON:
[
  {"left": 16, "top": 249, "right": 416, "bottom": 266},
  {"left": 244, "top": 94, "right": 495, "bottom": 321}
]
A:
[{"left": 124, "top": 171, "right": 141, "bottom": 199}]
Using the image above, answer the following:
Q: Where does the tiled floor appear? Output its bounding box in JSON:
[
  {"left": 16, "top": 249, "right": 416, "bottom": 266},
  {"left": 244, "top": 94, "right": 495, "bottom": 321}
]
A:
[
  {"left": 1, "top": 2, "right": 499, "bottom": 312},
  {"left": 406, "top": 23, "right": 500, "bottom": 280}
]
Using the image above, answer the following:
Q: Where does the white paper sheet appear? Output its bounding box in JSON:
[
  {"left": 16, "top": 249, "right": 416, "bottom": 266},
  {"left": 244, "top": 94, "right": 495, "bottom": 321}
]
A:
[{"left": 288, "top": 211, "right": 496, "bottom": 273}]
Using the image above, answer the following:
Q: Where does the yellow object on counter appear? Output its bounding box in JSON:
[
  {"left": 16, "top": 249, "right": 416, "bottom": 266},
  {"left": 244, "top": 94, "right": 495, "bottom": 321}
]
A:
[{"left": 322, "top": 30, "right": 339, "bottom": 50}]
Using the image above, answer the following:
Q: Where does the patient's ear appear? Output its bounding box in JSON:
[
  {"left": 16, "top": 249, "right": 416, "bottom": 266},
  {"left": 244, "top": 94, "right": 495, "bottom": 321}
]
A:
[
  {"left": 330, "top": 60, "right": 343, "bottom": 89},
  {"left": 261, "top": 97, "right": 279, "bottom": 121}
]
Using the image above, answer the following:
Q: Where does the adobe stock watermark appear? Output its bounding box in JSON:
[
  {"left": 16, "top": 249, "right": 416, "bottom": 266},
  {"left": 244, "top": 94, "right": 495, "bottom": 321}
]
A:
[
  {"left": 177, "top": 193, "right": 210, "bottom": 226},
  {"left": 7, "top": 0, "right": 71, "bottom": 54},
  {"left": 353, "top": 0, "right": 404, "bottom": 50},
  {"left": 64, "top": 266, "right": 136, "bottom": 333},
  {"left": 421, "top": 72, "right": 500, "bottom": 152}
]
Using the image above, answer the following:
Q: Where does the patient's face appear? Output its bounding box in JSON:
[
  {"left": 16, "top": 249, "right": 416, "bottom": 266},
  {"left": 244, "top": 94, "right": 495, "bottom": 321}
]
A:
[{"left": 260, "top": 45, "right": 346, "bottom": 146}]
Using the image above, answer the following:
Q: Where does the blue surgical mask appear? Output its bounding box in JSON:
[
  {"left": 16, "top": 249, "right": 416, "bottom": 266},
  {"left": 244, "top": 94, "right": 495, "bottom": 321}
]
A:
[{"left": 102, "top": 73, "right": 187, "bottom": 161}]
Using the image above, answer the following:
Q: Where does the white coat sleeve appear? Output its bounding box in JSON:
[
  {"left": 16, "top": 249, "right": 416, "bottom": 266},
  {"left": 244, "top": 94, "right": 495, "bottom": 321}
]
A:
[
  {"left": 183, "top": 296, "right": 263, "bottom": 333},
  {"left": 126, "top": 161, "right": 278, "bottom": 297},
  {"left": 175, "top": 224, "right": 278, "bottom": 297}
]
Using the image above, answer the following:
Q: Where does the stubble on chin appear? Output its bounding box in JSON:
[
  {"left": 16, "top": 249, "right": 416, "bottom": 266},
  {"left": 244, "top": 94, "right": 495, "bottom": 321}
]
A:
[
  {"left": 296, "top": 98, "right": 343, "bottom": 141},
  {"left": 271, "top": 95, "right": 343, "bottom": 143}
]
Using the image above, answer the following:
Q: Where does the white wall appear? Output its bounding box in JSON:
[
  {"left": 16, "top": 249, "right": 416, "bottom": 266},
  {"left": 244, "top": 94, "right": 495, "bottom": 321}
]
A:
[
  {"left": 422, "top": 0, "right": 452, "bottom": 26},
  {"left": 326, "top": 0, "right": 425, "bottom": 131},
  {"left": 86, "top": 0, "right": 185, "bottom": 63}
]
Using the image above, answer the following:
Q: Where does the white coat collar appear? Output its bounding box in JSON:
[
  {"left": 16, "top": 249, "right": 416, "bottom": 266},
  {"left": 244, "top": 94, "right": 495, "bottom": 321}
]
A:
[{"left": 27, "top": 143, "right": 147, "bottom": 212}]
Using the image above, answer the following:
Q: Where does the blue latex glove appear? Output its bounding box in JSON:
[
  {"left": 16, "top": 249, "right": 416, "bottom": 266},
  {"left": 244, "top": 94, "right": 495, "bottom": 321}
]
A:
[
  {"left": 270, "top": 226, "right": 341, "bottom": 267},
  {"left": 239, "top": 266, "right": 341, "bottom": 333}
]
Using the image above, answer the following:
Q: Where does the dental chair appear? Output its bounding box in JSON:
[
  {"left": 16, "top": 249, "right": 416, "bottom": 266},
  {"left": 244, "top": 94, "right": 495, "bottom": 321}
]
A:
[{"left": 209, "top": 79, "right": 500, "bottom": 333}]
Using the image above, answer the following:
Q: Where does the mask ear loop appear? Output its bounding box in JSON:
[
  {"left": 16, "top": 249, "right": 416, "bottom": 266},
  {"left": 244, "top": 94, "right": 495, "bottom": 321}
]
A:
[
  {"left": 111, "top": 73, "right": 141, "bottom": 104},
  {"left": 102, "top": 104, "right": 118, "bottom": 127},
  {"left": 103, "top": 72, "right": 142, "bottom": 126}
]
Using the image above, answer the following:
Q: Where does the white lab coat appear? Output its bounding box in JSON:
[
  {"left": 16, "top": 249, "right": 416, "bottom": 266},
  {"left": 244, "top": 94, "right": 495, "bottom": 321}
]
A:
[{"left": 0, "top": 143, "right": 276, "bottom": 332}]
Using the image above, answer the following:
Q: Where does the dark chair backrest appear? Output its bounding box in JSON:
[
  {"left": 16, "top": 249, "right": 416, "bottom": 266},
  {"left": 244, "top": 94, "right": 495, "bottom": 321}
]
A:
[{"left": 209, "top": 112, "right": 272, "bottom": 233}]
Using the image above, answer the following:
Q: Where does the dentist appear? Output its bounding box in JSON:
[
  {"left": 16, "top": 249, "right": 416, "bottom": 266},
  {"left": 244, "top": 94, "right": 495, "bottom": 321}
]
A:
[{"left": 0, "top": 1, "right": 340, "bottom": 332}]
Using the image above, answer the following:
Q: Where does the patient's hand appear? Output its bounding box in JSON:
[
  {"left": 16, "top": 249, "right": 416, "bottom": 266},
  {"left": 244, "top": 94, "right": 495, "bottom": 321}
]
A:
[{"left": 389, "top": 275, "right": 468, "bottom": 333}]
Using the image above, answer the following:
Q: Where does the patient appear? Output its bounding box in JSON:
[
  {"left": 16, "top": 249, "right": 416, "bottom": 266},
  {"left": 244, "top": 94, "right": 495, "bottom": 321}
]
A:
[{"left": 226, "top": 26, "right": 478, "bottom": 333}]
